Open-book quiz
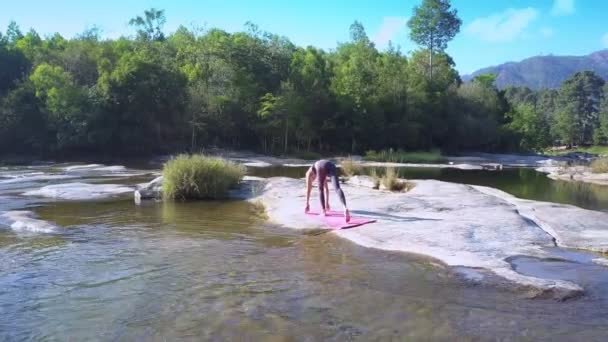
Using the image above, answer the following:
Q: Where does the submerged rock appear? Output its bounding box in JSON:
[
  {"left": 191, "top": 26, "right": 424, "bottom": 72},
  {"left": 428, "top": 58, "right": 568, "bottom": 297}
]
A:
[
  {"left": 134, "top": 176, "right": 164, "bottom": 203},
  {"left": 251, "top": 176, "right": 608, "bottom": 299},
  {"left": 0, "top": 210, "right": 57, "bottom": 233},
  {"left": 24, "top": 182, "right": 134, "bottom": 200}
]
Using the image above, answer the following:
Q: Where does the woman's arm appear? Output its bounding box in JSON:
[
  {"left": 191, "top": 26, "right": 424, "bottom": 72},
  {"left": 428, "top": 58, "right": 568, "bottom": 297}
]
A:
[{"left": 324, "top": 179, "right": 330, "bottom": 210}]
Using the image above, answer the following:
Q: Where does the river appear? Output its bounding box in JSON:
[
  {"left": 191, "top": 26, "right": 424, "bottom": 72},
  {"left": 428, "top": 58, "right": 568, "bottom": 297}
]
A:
[{"left": 2, "top": 162, "right": 608, "bottom": 340}]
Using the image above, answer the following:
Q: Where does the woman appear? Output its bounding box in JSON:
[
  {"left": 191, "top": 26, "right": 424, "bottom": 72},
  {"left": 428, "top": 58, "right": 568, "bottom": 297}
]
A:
[{"left": 304, "top": 159, "right": 350, "bottom": 222}]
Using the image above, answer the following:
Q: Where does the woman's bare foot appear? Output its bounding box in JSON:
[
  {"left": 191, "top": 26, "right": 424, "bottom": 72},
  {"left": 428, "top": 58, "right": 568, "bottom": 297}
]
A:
[{"left": 344, "top": 209, "right": 351, "bottom": 223}]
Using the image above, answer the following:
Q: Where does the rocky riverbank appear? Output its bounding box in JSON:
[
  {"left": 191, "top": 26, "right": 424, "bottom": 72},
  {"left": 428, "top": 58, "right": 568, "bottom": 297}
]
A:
[{"left": 249, "top": 176, "right": 608, "bottom": 300}]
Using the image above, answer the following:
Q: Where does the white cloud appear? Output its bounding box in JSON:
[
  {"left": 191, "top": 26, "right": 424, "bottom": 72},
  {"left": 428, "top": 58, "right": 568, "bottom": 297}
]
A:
[
  {"left": 465, "top": 8, "right": 538, "bottom": 43},
  {"left": 373, "top": 16, "right": 408, "bottom": 48},
  {"left": 540, "top": 27, "right": 555, "bottom": 38},
  {"left": 602, "top": 32, "right": 608, "bottom": 48},
  {"left": 551, "top": 0, "right": 575, "bottom": 16}
]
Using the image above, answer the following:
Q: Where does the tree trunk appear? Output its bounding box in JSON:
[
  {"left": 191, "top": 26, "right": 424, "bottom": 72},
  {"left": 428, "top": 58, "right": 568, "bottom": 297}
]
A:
[
  {"left": 284, "top": 116, "right": 289, "bottom": 154},
  {"left": 429, "top": 33, "right": 433, "bottom": 80},
  {"left": 191, "top": 125, "right": 196, "bottom": 152}
]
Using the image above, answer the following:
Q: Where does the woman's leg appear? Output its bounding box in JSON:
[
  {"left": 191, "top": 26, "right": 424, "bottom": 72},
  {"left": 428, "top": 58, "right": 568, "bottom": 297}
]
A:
[
  {"left": 330, "top": 174, "right": 347, "bottom": 208},
  {"left": 316, "top": 168, "right": 328, "bottom": 212}
]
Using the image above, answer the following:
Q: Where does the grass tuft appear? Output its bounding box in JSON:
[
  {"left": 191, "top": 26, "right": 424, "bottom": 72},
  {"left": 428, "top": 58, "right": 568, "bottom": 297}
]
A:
[
  {"left": 364, "top": 149, "right": 445, "bottom": 164},
  {"left": 591, "top": 157, "right": 608, "bottom": 174},
  {"left": 380, "top": 167, "right": 414, "bottom": 192},
  {"left": 370, "top": 168, "right": 381, "bottom": 189},
  {"left": 162, "top": 154, "right": 246, "bottom": 200}
]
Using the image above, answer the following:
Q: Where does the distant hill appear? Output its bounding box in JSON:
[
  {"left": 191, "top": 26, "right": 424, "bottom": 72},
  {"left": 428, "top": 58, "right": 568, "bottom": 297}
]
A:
[{"left": 463, "top": 50, "right": 608, "bottom": 90}]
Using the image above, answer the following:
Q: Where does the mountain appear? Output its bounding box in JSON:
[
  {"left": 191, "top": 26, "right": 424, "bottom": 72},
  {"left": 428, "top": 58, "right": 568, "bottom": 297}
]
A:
[{"left": 463, "top": 50, "right": 608, "bottom": 90}]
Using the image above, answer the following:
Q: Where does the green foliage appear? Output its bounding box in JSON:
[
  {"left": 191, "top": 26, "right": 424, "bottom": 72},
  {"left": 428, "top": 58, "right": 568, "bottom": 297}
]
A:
[
  {"left": 129, "top": 8, "right": 166, "bottom": 41},
  {"left": 407, "top": 0, "right": 461, "bottom": 79},
  {"left": 546, "top": 145, "right": 608, "bottom": 156},
  {"left": 590, "top": 158, "right": 608, "bottom": 174},
  {"left": 595, "top": 85, "right": 608, "bottom": 145},
  {"left": 506, "top": 103, "right": 550, "bottom": 151},
  {"left": 364, "top": 149, "right": 445, "bottom": 163},
  {"left": 162, "top": 154, "right": 246, "bottom": 200},
  {"left": 557, "top": 71, "right": 605, "bottom": 145},
  {"left": 473, "top": 74, "right": 497, "bottom": 88},
  {"left": 0, "top": 43, "right": 29, "bottom": 95},
  {"left": 0, "top": 81, "right": 47, "bottom": 154},
  {"left": 1, "top": 8, "right": 597, "bottom": 158},
  {"left": 553, "top": 107, "right": 580, "bottom": 147}
]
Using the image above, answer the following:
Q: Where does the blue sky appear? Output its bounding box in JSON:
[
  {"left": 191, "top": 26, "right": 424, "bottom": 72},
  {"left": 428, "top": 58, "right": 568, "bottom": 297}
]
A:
[{"left": 2, "top": 0, "right": 608, "bottom": 74}]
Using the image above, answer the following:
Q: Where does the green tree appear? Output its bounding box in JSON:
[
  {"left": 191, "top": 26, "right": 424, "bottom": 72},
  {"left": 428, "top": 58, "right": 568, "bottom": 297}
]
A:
[
  {"left": 257, "top": 81, "right": 306, "bottom": 153},
  {"left": 288, "top": 46, "right": 332, "bottom": 151},
  {"left": 554, "top": 107, "right": 579, "bottom": 147},
  {"left": 0, "top": 81, "right": 47, "bottom": 154},
  {"left": 331, "top": 22, "right": 380, "bottom": 152},
  {"left": 594, "top": 84, "right": 608, "bottom": 145},
  {"left": 6, "top": 21, "right": 23, "bottom": 45},
  {"left": 96, "top": 51, "right": 187, "bottom": 153},
  {"left": 407, "top": 0, "right": 461, "bottom": 79},
  {"left": 129, "top": 8, "right": 166, "bottom": 41},
  {"left": 557, "top": 71, "right": 605, "bottom": 145},
  {"left": 0, "top": 43, "right": 29, "bottom": 95},
  {"left": 506, "top": 103, "right": 550, "bottom": 151},
  {"left": 29, "top": 63, "right": 90, "bottom": 150}
]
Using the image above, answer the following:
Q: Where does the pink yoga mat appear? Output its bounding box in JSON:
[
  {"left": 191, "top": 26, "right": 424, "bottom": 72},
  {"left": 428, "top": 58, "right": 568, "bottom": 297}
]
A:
[{"left": 306, "top": 210, "right": 376, "bottom": 229}]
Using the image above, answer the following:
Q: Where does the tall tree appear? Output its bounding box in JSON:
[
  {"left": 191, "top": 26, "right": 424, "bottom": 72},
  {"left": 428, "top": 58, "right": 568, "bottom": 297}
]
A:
[
  {"left": 407, "top": 0, "right": 461, "bottom": 80},
  {"left": 129, "top": 8, "right": 166, "bottom": 41},
  {"left": 594, "top": 84, "right": 608, "bottom": 145},
  {"left": 331, "top": 22, "right": 379, "bottom": 152},
  {"left": 558, "top": 71, "right": 605, "bottom": 145}
]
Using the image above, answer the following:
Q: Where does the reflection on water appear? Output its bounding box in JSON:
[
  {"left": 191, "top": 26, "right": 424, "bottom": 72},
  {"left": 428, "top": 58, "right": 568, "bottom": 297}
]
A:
[
  {"left": 249, "top": 166, "right": 608, "bottom": 211},
  {"left": 1, "top": 199, "right": 608, "bottom": 340}
]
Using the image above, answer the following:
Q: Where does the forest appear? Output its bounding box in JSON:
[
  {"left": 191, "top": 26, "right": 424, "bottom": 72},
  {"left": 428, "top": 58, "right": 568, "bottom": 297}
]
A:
[{"left": 1, "top": 1, "right": 607, "bottom": 157}]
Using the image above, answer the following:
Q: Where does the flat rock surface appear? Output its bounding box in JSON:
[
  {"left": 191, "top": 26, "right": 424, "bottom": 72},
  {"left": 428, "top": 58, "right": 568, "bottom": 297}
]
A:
[
  {"left": 253, "top": 176, "right": 608, "bottom": 298},
  {"left": 474, "top": 186, "right": 608, "bottom": 252}
]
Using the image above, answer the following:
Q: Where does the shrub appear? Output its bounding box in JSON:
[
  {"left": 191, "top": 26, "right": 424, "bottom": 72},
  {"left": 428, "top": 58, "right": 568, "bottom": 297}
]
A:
[
  {"left": 381, "top": 167, "right": 414, "bottom": 192},
  {"left": 162, "top": 154, "right": 246, "bottom": 200},
  {"left": 364, "top": 148, "right": 445, "bottom": 164},
  {"left": 591, "top": 157, "right": 608, "bottom": 174},
  {"left": 340, "top": 157, "right": 362, "bottom": 177}
]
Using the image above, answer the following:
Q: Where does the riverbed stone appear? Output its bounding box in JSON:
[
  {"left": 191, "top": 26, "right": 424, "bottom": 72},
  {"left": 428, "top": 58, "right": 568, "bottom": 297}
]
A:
[
  {"left": 536, "top": 165, "right": 608, "bottom": 186},
  {"left": 250, "top": 176, "right": 608, "bottom": 299}
]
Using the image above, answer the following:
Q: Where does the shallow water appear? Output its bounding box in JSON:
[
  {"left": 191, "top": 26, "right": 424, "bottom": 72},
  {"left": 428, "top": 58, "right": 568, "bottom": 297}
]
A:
[
  {"left": 250, "top": 166, "right": 608, "bottom": 212},
  {"left": 2, "top": 163, "right": 608, "bottom": 340}
]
